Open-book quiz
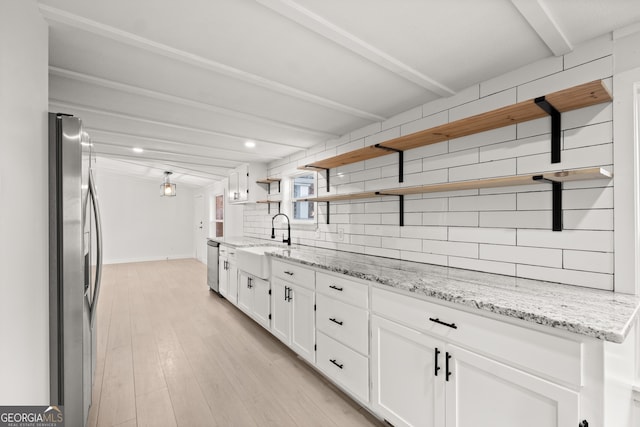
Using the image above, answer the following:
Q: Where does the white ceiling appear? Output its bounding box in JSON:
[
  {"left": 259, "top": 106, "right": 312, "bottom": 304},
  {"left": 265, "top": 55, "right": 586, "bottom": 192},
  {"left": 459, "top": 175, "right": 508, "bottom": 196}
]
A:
[{"left": 40, "top": 0, "right": 640, "bottom": 188}]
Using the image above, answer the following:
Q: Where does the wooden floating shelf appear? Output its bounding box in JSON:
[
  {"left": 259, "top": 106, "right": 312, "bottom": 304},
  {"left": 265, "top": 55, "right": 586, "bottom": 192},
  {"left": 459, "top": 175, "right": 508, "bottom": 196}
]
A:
[
  {"left": 256, "top": 178, "right": 281, "bottom": 184},
  {"left": 296, "top": 167, "right": 612, "bottom": 231},
  {"left": 297, "top": 167, "right": 611, "bottom": 202},
  {"left": 256, "top": 198, "right": 281, "bottom": 214},
  {"left": 299, "top": 80, "right": 612, "bottom": 172}
]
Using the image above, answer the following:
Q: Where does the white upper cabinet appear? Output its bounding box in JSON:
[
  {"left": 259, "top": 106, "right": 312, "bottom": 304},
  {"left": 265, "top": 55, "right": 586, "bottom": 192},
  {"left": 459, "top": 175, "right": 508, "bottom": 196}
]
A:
[{"left": 228, "top": 163, "right": 267, "bottom": 204}]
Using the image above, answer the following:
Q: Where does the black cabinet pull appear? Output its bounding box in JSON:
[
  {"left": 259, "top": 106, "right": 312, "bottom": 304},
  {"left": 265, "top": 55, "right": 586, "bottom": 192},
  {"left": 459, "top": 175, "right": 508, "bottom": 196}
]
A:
[
  {"left": 248, "top": 278, "right": 253, "bottom": 288},
  {"left": 446, "top": 352, "right": 452, "bottom": 381},
  {"left": 286, "top": 287, "right": 292, "bottom": 302},
  {"left": 284, "top": 271, "right": 294, "bottom": 276},
  {"left": 329, "top": 284, "right": 343, "bottom": 291},
  {"left": 284, "top": 286, "right": 288, "bottom": 301},
  {"left": 329, "top": 317, "right": 343, "bottom": 326},
  {"left": 434, "top": 348, "right": 441, "bottom": 376},
  {"left": 429, "top": 317, "right": 458, "bottom": 329},
  {"left": 329, "top": 359, "right": 343, "bottom": 369}
]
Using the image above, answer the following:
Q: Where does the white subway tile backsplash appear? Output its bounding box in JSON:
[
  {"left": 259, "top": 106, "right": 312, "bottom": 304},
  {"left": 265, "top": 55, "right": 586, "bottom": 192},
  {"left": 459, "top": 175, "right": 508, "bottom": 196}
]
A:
[
  {"left": 422, "top": 84, "right": 479, "bottom": 117},
  {"left": 365, "top": 127, "right": 401, "bottom": 146},
  {"left": 564, "top": 250, "right": 614, "bottom": 274},
  {"left": 564, "top": 122, "right": 612, "bottom": 150},
  {"left": 449, "top": 194, "right": 516, "bottom": 211},
  {"left": 350, "top": 122, "right": 382, "bottom": 141},
  {"left": 563, "top": 34, "right": 612, "bottom": 69},
  {"left": 516, "top": 265, "right": 613, "bottom": 291},
  {"left": 480, "top": 244, "right": 562, "bottom": 268},
  {"left": 401, "top": 111, "right": 449, "bottom": 137},
  {"left": 517, "top": 57, "right": 613, "bottom": 101},
  {"left": 381, "top": 236, "right": 422, "bottom": 252},
  {"left": 405, "top": 197, "right": 448, "bottom": 212},
  {"left": 350, "top": 234, "right": 382, "bottom": 247},
  {"left": 562, "top": 103, "right": 612, "bottom": 130},
  {"left": 256, "top": 45, "right": 620, "bottom": 289},
  {"left": 479, "top": 134, "right": 549, "bottom": 162},
  {"left": 400, "top": 225, "right": 448, "bottom": 240},
  {"left": 517, "top": 229, "right": 614, "bottom": 252},
  {"left": 401, "top": 250, "right": 448, "bottom": 266},
  {"left": 449, "top": 257, "right": 516, "bottom": 276},
  {"left": 480, "top": 56, "right": 563, "bottom": 97},
  {"left": 365, "top": 246, "right": 400, "bottom": 259},
  {"left": 337, "top": 138, "right": 365, "bottom": 155},
  {"left": 449, "top": 125, "right": 517, "bottom": 152},
  {"left": 423, "top": 239, "right": 478, "bottom": 258},
  {"left": 449, "top": 227, "right": 516, "bottom": 245},
  {"left": 449, "top": 158, "right": 516, "bottom": 181},
  {"left": 516, "top": 143, "right": 613, "bottom": 174},
  {"left": 423, "top": 149, "right": 479, "bottom": 172},
  {"left": 422, "top": 212, "right": 479, "bottom": 227},
  {"left": 382, "top": 106, "right": 422, "bottom": 131},
  {"left": 564, "top": 209, "right": 613, "bottom": 231},
  {"left": 366, "top": 224, "right": 401, "bottom": 238},
  {"left": 450, "top": 88, "right": 516, "bottom": 121}
]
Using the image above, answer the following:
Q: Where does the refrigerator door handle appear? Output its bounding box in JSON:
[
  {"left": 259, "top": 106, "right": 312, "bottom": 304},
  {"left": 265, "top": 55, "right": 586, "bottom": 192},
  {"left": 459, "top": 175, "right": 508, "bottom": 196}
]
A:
[{"left": 88, "top": 168, "right": 103, "bottom": 328}]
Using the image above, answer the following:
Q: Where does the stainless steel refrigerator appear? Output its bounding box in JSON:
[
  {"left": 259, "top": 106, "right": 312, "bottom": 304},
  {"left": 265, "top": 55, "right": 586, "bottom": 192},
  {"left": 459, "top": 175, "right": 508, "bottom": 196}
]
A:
[{"left": 49, "top": 113, "right": 103, "bottom": 427}]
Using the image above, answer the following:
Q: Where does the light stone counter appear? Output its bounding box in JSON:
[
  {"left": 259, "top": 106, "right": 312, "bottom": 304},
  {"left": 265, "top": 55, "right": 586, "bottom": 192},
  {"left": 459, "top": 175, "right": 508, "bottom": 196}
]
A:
[
  {"left": 207, "top": 236, "right": 290, "bottom": 249},
  {"left": 266, "top": 245, "right": 640, "bottom": 343}
]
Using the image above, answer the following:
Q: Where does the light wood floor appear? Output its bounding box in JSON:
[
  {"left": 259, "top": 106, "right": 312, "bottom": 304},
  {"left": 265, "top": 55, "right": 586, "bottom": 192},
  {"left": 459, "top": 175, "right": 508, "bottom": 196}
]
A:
[{"left": 87, "top": 259, "right": 384, "bottom": 427}]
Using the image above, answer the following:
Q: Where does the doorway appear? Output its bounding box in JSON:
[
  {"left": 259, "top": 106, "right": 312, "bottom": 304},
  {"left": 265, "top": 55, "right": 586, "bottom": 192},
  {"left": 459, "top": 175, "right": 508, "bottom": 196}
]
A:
[{"left": 194, "top": 194, "right": 206, "bottom": 263}]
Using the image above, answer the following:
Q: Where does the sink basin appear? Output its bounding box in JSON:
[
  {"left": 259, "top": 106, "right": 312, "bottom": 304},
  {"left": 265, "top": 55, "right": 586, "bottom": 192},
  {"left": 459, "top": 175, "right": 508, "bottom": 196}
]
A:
[{"left": 237, "top": 246, "right": 274, "bottom": 279}]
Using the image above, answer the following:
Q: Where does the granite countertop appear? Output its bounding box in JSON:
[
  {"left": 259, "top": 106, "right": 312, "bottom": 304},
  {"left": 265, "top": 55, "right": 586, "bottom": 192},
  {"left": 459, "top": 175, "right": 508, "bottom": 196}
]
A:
[{"left": 264, "top": 245, "right": 640, "bottom": 343}]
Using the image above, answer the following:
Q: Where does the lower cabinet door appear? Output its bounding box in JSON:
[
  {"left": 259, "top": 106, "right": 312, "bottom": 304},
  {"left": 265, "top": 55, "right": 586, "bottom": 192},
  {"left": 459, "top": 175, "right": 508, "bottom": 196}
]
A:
[
  {"left": 237, "top": 272, "right": 253, "bottom": 314},
  {"left": 317, "top": 332, "right": 369, "bottom": 403},
  {"left": 371, "top": 315, "right": 445, "bottom": 427},
  {"left": 218, "top": 256, "right": 228, "bottom": 297},
  {"left": 290, "top": 283, "right": 315, "bottom": 363},
  {"left": 271, "top": 279, "right": 290, "bottom": 345},
  {"left": 445, "top": 344, "right": 580, "bottom": 427},
  {"left": 227, "top": 261, "right": 238, "bottom": 306},
  {"left": 252, "top": 277, "right": 270, "bottom": 329}
]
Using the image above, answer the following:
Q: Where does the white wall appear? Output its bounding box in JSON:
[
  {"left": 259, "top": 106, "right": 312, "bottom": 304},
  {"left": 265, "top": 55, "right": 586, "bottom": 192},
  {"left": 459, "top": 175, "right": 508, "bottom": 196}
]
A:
[
  {"left": 94, "top": 168, "right": 195, "bottom": 264},
  {"left": 244, "top": 33, "right": 636, "bottom": 292},
  {"left": 0, "top": 0, "right": 49, "bottom": 404}
]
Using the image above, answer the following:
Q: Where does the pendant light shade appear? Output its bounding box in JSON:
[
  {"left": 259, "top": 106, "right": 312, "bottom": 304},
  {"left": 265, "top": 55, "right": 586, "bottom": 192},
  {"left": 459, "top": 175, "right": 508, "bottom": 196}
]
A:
[{"left": 160, "top": 171, "right": 176, "bottom": 197}]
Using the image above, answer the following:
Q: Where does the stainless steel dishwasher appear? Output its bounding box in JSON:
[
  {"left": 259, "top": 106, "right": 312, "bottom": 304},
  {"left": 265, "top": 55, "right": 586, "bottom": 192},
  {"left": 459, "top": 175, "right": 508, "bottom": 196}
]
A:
[{"left": 207, "top": 240, "right": 220, "bottom": 294}]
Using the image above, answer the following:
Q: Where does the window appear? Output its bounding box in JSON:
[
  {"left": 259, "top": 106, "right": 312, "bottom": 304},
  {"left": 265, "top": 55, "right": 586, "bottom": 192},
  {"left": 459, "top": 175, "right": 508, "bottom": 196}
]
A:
[
  {"left": 291, "top": 173, "right": 315, "bottom": 221},
  {"left": 211, "top": 193, "right": 224, "bottom": 237}
]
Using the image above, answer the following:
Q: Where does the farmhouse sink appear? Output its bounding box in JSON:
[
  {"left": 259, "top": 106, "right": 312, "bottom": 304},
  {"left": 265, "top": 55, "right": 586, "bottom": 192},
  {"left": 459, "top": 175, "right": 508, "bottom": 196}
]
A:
[{"left": 236, "top": 246, "right": 274, "bottom": 279}]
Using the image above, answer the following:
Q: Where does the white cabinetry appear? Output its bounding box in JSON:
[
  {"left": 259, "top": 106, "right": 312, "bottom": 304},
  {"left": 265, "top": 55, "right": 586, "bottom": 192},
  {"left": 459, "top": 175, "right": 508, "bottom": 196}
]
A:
[
  {"left": 238, "top": 271, "right": 270, "bottom": 329},
  {"left": 270, "top": 259, "right": 315, "bottom": 363},
  {"left": 228, "top": 163, "right": 267, "bottom": 204},
  {"left": 371, "top": 287, "right": 580, "bottom": 427},
  {"left": 315, "top": 272, "right": 370, "bottom": 403},
  {"left": 218, "top": 245, "right": 238, "bottom": 305}
]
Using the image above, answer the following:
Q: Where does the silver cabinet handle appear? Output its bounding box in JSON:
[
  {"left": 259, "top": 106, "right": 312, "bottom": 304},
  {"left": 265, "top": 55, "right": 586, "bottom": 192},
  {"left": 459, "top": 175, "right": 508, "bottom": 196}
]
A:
[{"left": 88, "top": 168, "right": 103, "bottom": 328}]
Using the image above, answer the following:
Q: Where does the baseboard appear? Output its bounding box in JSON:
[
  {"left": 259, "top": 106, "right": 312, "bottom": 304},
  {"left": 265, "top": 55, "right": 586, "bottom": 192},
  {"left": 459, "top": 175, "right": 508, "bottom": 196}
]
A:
[{"left": 103, "top": 254, "right": 195, "bottom": 265}]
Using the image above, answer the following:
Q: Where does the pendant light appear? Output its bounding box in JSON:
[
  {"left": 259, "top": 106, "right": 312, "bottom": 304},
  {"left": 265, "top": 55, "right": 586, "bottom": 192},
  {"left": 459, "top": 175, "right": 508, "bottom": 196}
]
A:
[{"left": 160, "top": 171, "right": 176, "bottom": 197}]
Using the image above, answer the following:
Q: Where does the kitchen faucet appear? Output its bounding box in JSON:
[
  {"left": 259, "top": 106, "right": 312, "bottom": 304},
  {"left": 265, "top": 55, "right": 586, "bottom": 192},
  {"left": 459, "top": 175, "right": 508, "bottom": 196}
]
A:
[{"left": 271, "top": 213, "right": 291, "bottom": 246}]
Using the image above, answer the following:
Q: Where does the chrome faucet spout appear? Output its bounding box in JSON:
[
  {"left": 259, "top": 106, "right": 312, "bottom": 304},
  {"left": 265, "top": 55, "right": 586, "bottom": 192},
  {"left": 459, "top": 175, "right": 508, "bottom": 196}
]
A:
[{"left": 271, "top": 213, "right": 291, "bottom": 246}]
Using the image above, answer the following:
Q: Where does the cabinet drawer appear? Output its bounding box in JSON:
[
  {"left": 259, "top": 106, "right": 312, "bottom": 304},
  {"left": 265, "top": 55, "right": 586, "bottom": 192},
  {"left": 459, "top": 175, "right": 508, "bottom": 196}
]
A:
[
  {"left": 316, "top": 294, "right": 369, "bottom": 355},
  {"left": 372, "top": 287, "right": 583, "bottom": 387},
  {"left": 316, "top": 272, "right": 368, "bottom": 309},
  {"left": 272, "top": 259, "right": 315, "bottom": 288},
  {"left": 219, "top": 245, "right": 237, "bottom": 260},
  {"left": 317, "top": 332, "right": 369, "bottom": 403}
]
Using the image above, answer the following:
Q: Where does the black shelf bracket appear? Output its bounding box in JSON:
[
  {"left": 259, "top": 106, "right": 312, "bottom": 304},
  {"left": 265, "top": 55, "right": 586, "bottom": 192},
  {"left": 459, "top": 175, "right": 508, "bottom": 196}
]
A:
[
  {"left": 375, "top": 144, "right": 404, "bottom": 183},
  {"left": 376, "top": 192, "right": 405, "bottom": 226},
  {"left": 305, "top": 165, "right": 330, "bottom": 191},
  {"left": 532, "top": 175, "right": 563, "bottom": 231},
  {"left": 534, "top": 96, "right": 561, "bottom": 164},
  {"left": 326, "top": 201, "right": 330, "bottom": 224},
  {"left": 266, "top": 201, "right": 281, "bottom": 215}
]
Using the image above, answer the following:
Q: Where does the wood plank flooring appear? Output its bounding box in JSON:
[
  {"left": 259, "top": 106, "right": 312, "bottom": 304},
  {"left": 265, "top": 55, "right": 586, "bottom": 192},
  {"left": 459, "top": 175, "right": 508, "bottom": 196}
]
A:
[{"left": 88, "top": 259, "right": 384, "bottom": 427}]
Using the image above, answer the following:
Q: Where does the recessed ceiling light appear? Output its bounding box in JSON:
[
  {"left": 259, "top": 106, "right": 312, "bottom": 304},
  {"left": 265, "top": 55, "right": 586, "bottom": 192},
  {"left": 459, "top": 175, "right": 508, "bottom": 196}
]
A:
[
  {"left": 133, "top": 147, "right": 144, "bottom": 153},
  {"left": 244, "top": 140, "right": 256, "bottom": 148}
]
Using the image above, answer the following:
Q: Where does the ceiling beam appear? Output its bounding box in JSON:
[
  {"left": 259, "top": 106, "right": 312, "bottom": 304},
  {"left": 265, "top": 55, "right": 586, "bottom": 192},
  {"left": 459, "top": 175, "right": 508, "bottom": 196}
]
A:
[
  {"left": 256, "top": 0, "right": 455, "bottom": 97},
  {"left": 95, "top": 156, "right": 227, "bottom": 181},
  {"left": 92, "top": 142, "right": 237, "bottom": 168},
  {"left": 92, "top": 149, "right": 233, "bottom": 174},
  {"left": 50, "top": 67, "right": 336, "bottom": 139},
  {"left": 40, "top": 4, "right": 386, "bottom": 122},
  {"left": 510, "top": 0, "right": 572, "bottom": 56},
  {"left": 49, "top": 100, "right": 315, "bottom": 149}
]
